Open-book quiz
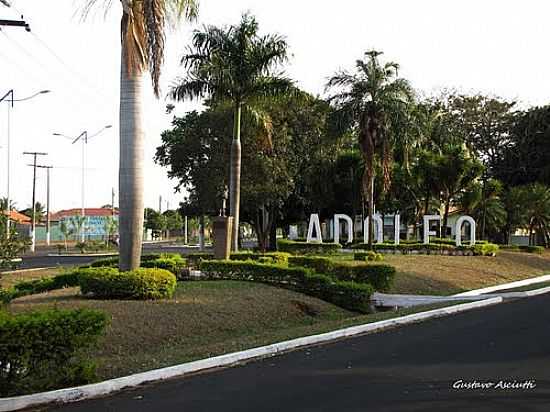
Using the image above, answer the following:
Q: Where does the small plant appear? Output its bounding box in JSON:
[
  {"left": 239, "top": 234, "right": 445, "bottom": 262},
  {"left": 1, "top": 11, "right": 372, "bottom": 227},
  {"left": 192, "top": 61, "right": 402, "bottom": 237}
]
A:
[
  {"left": 353, "top": 251, "right": 384, "bottom": 261},
  {"left": 0, "top": 226, "right": 30, "bottom": 271},
  {"left": 75, "top": 242, "right": 87, "bottom": 254}
]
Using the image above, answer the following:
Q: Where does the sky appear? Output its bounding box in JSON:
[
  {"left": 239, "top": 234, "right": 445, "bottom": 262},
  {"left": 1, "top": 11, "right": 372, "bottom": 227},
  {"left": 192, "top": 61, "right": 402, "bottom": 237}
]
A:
[{"left": 0, "top": 0, "right": 549, "bottom": 213}]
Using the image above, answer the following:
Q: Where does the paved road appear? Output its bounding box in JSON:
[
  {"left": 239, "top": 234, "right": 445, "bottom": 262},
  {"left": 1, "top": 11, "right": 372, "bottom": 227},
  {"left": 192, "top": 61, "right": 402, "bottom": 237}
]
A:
[
  {"left": 51, "top": 294, "right": 550, "bottom": 412},
  {"left": 7, "top": 244, "right": 208, "bottom": 270}
]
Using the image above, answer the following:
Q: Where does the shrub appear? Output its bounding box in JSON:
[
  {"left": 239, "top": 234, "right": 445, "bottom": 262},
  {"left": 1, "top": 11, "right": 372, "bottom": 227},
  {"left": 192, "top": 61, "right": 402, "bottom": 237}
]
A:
[
  {"left": 79, "top": 267, "right": 176, "bottom": 300},
  {"left": 230, "top": 251, "right": 291, "bottom": 265},
  {"left": 498, "top": 244, "right": 520, "bottom": 251},
  {"left": 141, "top": 254, "right": 187, "bottom": 279},
  {"left": 187, "top": 252, "right": 215, "bottom": 267},
  {"left": 277, "top": 239, "right": 342, "bottom": 255},
  {"left": 287, "top": 256, "right": 395, "bottom": 291},
  {"left": 298, "top": 274, "right": 373, "bottom": 313},
  {"left": 0, "top": 308, "right": 108, "bottom": 397},
  {"left": 518, "top": 245, "right": 545, "bottom": 254},
  {"left": 287, "top": 256, "right": 334, "bottom": 274},
  {"left": 88, "top": 254, "right": 187, "bottom": 279},
  {"left": 471, "top": 243, "right": 500, "bottom": 256},
  {"left": 353, "top": 251, "right": 384, "bottom": 261},
  {"left": 329, "top": 263, "right": 396, "bottom": 292},
  {"left": 199, "top": 260, "right": 373, "bottom": 312}
]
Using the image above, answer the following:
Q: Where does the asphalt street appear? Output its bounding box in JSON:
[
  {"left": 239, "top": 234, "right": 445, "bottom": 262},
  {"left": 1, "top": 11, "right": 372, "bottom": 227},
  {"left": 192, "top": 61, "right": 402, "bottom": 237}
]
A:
[
  {"left": 9, "top": 244, "right": 206, "bottom": 270},
  {"left": 49, "top": 293, "right": 550, "bottom": 412}
]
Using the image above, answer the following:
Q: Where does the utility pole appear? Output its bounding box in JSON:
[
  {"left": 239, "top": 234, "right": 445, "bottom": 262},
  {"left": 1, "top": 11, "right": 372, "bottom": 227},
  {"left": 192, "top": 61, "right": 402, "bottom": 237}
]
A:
[
  {"left": 2, "top": 89, "right": 50, "bottom": 237},
  {"left": 23, "top": 151, "right": 47, "bottom": 252},
  {"left": 159, "top": 195, "right": 162, "bottom": 213},
  {"left": 35, "top": 165, "right": 53, "bottom": 245}
]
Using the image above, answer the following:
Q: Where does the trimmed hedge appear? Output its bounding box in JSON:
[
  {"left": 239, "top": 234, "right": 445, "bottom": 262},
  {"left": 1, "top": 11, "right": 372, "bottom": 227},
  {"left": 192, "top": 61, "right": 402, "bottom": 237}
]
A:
[
  {"left": 79, "top": 267, "right": 176, "bottom": 300},
  {"left": 1, "top": 272, "right": 81, "bottom": 303},
  {"left": 518, "top": 245, "right": 545, "bottom": 254},
  {"left": 277, "top": 239, "right": 342, "bottom": 255},
  {"left": 187, "top": 251, "right": 292, "bottom": 267},
  {"left": 288, "top": 256, "right": 334, "bottom": 274},
  {"left": 230, "top": 251, "right": 292, "bottom": 265},
  {"left": 353, "top": 251, "right": 384, "bottom": 262},
  {"left": 199, "top": 260, "right": 373, "bottom": 313},
  {"left": 0, "top": 308, "right": 108, "bottom": 396},
  {"left": 88, "top": 254, "right": 187, "bottom": 279},
  {"left": 287, "top": 256, "right": 395, "bottom": 292},
  {"left": 350, "top": 242, "right": 499, "bottom": 256}
]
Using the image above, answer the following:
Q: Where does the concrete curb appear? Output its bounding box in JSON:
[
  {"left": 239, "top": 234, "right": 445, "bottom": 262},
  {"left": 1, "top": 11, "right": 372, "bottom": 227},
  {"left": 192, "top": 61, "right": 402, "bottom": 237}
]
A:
[
  {"left": 453, "top": 274, "right": 550, "bottom": 297},
  {"left": 0, "top": 297, "right": 502, "bottom": 412},
  {"left": 46, "top": 253, "right": 118, "bottom": 258}
]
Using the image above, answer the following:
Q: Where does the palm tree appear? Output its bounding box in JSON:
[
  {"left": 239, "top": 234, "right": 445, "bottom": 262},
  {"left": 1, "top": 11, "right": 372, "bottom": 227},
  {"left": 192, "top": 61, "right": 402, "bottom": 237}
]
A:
[
  {"left": 523, "top": 183, "right": 550, "bottom": 246},
  {"left": 82, "top": 0, "right": 198, "bottom": 270},
  {"left": 59, "top": 220, "right": 75, "bottom": 251},
  {"left": 170, "top": 13, "right": 293, "bottom": 251},
  {"left": 326, "top": 51, "right": 413, "bottom": 248}
]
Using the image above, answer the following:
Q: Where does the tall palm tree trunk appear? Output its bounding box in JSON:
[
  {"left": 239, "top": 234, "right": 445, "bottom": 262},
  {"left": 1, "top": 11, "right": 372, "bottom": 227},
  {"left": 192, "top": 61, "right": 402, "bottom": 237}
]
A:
[
  {"left": 230, "top": 103, "right": 242, "bottom": 251},
  {"left": 119, "top": 50, "right": 145, "bottom": 271}
]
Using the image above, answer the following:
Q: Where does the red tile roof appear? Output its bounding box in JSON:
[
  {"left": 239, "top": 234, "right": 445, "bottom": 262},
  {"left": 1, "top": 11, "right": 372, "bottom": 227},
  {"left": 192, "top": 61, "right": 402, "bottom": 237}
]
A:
[
  {"left": 2, "top": 210, "right": 31, "bottom": 223},
  {"left": 50, "top": 208, "right": 119, "bottom": 220}
]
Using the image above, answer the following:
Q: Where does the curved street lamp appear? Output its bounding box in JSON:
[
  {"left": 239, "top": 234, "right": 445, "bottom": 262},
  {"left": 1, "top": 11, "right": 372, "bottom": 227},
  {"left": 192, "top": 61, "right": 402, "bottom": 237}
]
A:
[
  {"left": 53, "top": 124, "right": 112, "bottom": 242},
  {"left": 1, "top": 89, "right": 51, "bottom": 237}
]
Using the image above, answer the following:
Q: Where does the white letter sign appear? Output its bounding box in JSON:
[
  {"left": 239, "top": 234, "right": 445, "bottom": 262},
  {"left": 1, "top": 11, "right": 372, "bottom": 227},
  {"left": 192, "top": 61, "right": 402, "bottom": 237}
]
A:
[
  {"left": 307, "top": 214, "right": 323, "bottom": 243},
  {"left": 423, "top": 215, "right": 441, "bottom": 244},
  {"left": 334, "top": 214, "right": 353, "bottom": 244}
]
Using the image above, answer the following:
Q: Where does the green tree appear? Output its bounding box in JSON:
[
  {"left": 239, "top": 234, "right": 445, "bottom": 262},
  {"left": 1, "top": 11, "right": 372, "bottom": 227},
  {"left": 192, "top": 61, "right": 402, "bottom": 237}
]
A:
[
  {"left": 144, "top": 208, "right": 166, "bottom": 238},
  {"left": 59, "top": 220, "right": 75, "bottom": 251},
  {"left": 82, "top": 0, "right": 198, "bottom": 270},
  {"left": 430, "top": 145, "right": 484, "bottom": 233},
  {"left": 522, "top": 183, "right": 550, "bottom": 246},
  {"left": 19, "top": 202, "right": 46, "bottom": 223},
  {"left": 163, "top": 210, "right": 183, "bottom": 238},
  {"left": 326, "top": 50, "right": 413, "bottom": 248},
  {"left": 169, "top": 13, "right": 294, "bottom": 250}
]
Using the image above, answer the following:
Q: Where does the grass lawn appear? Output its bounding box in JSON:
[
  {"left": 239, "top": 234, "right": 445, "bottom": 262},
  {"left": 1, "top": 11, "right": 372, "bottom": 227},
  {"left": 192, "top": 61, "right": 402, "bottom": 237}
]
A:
[
  {"left": 6, "top": 280, "right": 459, "bottom": 381},
  {"left": 384, "top": 250, "right": 550, "bottom": 295},
  {"left": 0, "top": 268, "right": 64, "bottom": 289}
]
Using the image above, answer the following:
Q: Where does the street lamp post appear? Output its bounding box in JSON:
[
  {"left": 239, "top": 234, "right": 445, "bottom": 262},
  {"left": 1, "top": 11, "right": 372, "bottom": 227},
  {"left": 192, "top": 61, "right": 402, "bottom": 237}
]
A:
[
  {"left": 53, "top": 125, "right": 112, "bottom": 242},
  {"left": 1, "top": 89, "right": 50, "bottom": 237}
]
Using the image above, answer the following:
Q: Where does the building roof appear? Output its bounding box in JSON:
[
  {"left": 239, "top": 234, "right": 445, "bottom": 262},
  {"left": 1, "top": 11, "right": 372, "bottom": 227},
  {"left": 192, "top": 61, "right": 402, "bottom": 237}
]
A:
[
  {"left": 2, "top": 209, "right": 31, "bottom": 224},
  {"left": 50, "top": 208, "right": 119, "bottom": 220}
]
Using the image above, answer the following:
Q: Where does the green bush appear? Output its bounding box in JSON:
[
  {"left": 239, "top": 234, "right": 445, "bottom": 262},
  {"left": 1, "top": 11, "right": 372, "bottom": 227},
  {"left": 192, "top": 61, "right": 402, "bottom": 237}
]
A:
[
  {"left": 277, "top": 239, "right": 342, "bottom": 255},
  {"left": 288, "top": 256, "right": 334, "bottom": 274},
  {"left": 498, "top": 244, "right": 520, "bottom": 251},
  {"left": 186, "top": 252, "right": 215, "bottom": 267},
  {"left": 471, "top": 243, "right": 500, "bottom": 256},
  {"left": 518, "top": 245, "right": 545, "bottom": 254},
  {"left": 298, "top": 274, "right": 372, "bottom": 313},
  {"left": 353, "top": 251, "right": 384, "bottom": 261},
  {"left": 79, "top": 267, "right": 177, "bottom": 300},
  {"left": 287, "top": 256, "right": 395, "bottom": 291},
  {"left": 199, "top": 260, "right": 373, "bottom": 312},
  {"left": 0, "top": 308, "right": 108, "bottom": 396},
  {"left": 88, "top": 254, "right": 187, "bottom": 278},
  {"left": 230, "top": 251, "right": 291, "bottom": 265}
]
